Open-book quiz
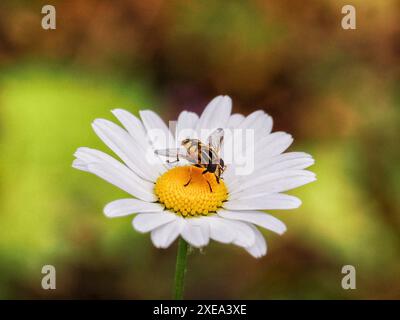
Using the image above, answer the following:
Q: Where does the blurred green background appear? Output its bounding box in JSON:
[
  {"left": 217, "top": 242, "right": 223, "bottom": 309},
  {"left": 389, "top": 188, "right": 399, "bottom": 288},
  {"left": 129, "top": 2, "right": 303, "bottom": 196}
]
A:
[{"left": 0, "top": 0, "right": 399, "bottom": 299}]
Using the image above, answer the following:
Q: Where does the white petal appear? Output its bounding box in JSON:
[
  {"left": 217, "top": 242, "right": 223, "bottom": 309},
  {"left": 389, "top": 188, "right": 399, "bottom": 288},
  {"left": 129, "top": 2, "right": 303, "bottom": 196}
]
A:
[
  {"left": 88, "top": 163, "right": 157, "bottom": 202},
  {"left": 140, "top": 110, "right": 175, "bottom": 150},
  {"left": 196, "top": 96, "right": 232, "bottom": 139},
  {"left": 222, "top": 165, "right": 240, "bottom": 189},
  {"left": 245, "top": 225, "right": 267, "bottom": 258},
  {"left": 227, "top": 114, "right": 245, "bottom": 128},
  {"left": 104, "top": 199, "right": 164, "bottom": 217},
  {"left": 218, "top": 210, "right": 287, "bottom": 235},
  {"left": 253, "top": 158, "right": 315, "bottom": 180},
  {"left": 254, "top": 152, "right": 314, "bottom": 173},
  {"left": 113, "top": 109, "right": 168, "bottom": 175},
  {"left": 238, "top": 110, "right": 273, "bottom": 134},
  {"left": 232, "top": 170, "right": 316, "bottom": 194},
  {"left": 256, "top": 114, "right": 273, "bottom": 134},
  {"left": 151, "top": 218, "right": 185, "bottom": 248},
  {"left": 222, "top": 219, "right": 256, "bottom": 247},
  {"left": 264, "top": 156, "right": 314, "bottom": 173},
  {"left": 112, "top": 109, "right": 166, "bottom": 168},
  {"left": 132, "top": 212, "right": 177, "bottom": 233},
  {"left": 255, "top": 132, "right": 293, "bottom": 158},
  {"left": 72, "top": 158, "right": 88, "bottom": 171},
  {"left": 205, "top": 216, "right": 236, "bottom": 244},
  {"left": 176, "top": 111, "right": 199, "bottom": 141},
  {"left": 224, "top": 112, "right": 273, "bottom": 169},
  {"left": 111, "top": 109, "right": 147, "bottom": 147},
  {"left": 181, "top": 217, "right": 210, "bottom": 248},
  {"left": 92, "top": 119, "right": 159, "bottom": 181},
  {"left": 238, "top": 110, "right": 264, "bottom": 129},
  {"left": 225, "top": 193, "right": 301, "bottom": 209},
  {"left": 73, "top": 147, "right": 157, "bottom": 202}
]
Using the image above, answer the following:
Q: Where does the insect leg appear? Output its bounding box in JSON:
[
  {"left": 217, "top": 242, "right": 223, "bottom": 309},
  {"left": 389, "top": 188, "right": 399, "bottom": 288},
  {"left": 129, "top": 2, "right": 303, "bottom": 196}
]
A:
[
  {"left": 206, "top": 180, "right": 213, "bottom": 193},
  {"left": 166, "top": 154, "right": 180, "bottom": 164},
  {"left": 184, "top": 166, "right": 193, "bottom": 187},
  {"left": 201, "top": 168, "right": 214, "bottom": 192},
  {"left": 166, "top": 158, "right": 180, "bottom": 164}
]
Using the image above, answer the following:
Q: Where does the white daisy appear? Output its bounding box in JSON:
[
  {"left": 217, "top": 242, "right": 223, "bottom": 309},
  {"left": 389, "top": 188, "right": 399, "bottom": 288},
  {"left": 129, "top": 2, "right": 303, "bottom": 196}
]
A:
[{"left": 72, "top": 95, "right": 315, "bottom": 258}]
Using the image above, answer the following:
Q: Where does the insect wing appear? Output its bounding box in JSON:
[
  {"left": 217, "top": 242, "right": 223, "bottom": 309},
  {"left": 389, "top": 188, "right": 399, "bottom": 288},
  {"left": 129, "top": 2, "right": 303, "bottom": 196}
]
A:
[
  {"left": 207, "top": 128, "right": 224, "bottom": 164},
  {"left": 207, "top": 128, "right": 224, "bottom": 152},
  {"left": 154, "top": 148, "right": 190, "bottom": 160}
]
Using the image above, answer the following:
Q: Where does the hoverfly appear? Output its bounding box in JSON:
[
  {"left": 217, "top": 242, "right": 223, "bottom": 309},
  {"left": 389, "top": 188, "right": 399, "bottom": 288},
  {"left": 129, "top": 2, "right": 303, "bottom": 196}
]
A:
[{"left": 154, "top": 128, "right": 226, "bottom": 192}]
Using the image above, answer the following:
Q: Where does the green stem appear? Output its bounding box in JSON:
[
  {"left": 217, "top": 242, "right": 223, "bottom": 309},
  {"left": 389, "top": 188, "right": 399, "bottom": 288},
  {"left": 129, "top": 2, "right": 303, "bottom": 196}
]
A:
[{"left": 173, "top": 237, "right": 189, "bottom": 300}]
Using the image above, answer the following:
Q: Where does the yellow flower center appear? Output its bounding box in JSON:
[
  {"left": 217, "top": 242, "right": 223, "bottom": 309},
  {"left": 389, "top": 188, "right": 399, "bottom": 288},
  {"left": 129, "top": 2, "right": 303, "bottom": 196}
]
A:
[{"left": 155, "top": 166, "right": 228, "bottom": 217}]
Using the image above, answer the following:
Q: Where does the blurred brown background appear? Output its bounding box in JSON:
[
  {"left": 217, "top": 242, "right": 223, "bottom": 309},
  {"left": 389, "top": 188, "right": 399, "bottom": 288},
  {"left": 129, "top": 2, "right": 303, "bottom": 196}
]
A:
[{"left": 0, "top": 0, "right": 399, "bottom": 299}]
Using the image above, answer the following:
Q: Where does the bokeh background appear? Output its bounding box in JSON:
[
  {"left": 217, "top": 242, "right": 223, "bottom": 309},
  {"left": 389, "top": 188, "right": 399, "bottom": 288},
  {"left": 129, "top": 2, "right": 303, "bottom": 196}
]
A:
[{"left": 0, "top": 0, "right": 399, "bottom": 299}]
